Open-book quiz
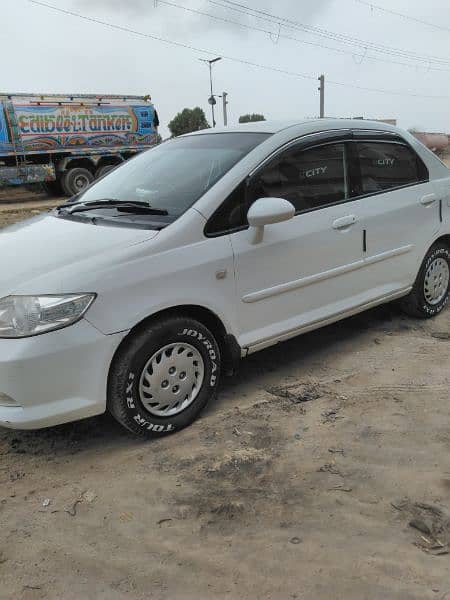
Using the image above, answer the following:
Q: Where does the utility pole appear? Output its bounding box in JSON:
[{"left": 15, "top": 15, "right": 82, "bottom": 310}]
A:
[
  {"left": 222, "top": 92, "right": 228, "bottom": 126},
  {"left": 199, "top": 57, "right": 222, "bottom": 127},
  {"left": 318, "top": 74, "right": 325, "bottom": 118}
]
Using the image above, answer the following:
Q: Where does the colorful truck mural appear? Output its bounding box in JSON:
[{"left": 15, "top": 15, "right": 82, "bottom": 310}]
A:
[{"left": 0, "top": 93, "right": 159, "bottom": 195}]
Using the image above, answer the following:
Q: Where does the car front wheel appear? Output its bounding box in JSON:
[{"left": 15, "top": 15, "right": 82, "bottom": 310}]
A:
[
  {"left": 400, "top": 243, "right": 450, "bottom": 318},
  {"left": 108, "top": 316, "right": 221, "bottom": 437}
]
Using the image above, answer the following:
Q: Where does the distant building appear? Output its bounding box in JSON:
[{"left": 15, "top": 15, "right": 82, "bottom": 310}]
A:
[
  {"left": 352, "top": 116, "right": 397, "bottom": 126},
  {"left": 410, "top": 131, "right": 449, "bottom": 153},
  {"left": 375, "top": 119, "right": 397, "bottom": 126}
]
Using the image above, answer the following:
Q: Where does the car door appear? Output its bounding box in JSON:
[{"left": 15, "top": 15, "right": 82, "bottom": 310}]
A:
[
  {"left": 223, "top": 137, "right": 368, "bottom": 351},
  {"left": 350, "top": 132, "right": 440, "bottom": 298}
]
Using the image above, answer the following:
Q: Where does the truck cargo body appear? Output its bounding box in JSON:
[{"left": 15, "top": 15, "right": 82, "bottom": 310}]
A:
[{"left": 0, "top": 93, "right": 159, "bottom": 195}]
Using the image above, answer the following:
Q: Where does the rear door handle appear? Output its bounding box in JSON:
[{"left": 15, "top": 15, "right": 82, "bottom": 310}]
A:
[
  {"left": 332, "top": 215, "right": 357, "bottom": 230},
  {"left": 420, "top": 193, "right": 437, "bottom": 206}
]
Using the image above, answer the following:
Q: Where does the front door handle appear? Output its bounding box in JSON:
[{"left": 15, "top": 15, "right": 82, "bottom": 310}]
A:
[
  {"left": 420, "top": 193, "right": 437, "bottom": 206},
  {"left": 332, "top": 215, "right": 357, "bottom": 230}
]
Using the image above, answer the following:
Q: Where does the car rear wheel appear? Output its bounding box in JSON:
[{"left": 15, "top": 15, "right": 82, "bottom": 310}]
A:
[
  {"left": 62, "top": 167, "right": 94, "bottom": 196},
  {"left": 108, "top": 316, "right": 221, "bottom": 437},
  {"left": 400, "top": 243, "right": 450, "bottom": 318}
]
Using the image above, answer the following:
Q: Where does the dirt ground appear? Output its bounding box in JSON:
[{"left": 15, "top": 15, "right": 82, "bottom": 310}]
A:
[
  {"left": 0, "top": 187, "right": 62, "bottom": 228},
  {"left": 1, "top": 188, "right": 450, "bottom": 599}
]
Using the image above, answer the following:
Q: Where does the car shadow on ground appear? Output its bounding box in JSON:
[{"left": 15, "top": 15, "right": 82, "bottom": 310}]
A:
[
  {"left": 215, "top": 302, "right": 426, "bottom": 403},
  {"left": 0, "top": 303, "right": 427, "bottom": 457}
]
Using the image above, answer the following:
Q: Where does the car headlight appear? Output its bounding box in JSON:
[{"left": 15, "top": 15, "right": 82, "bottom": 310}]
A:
[{"left": 0, "top": 294, "right": 96, "bottom": 338}]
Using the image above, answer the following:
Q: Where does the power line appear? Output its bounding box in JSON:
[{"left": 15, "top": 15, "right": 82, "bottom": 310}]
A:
[
  {"left": 207, "top": 0, "right": 450, "bottom": 66},
  {"left": 26, "top": 0, "right": 450, "bottom": 99},
  {"left": 215, "top": 0, "right": 450, "bottom": 64},
  {"left": 355, "top": 0, "right": 450, "bottom": 34},
  {"left": 159, "top": 0, "right": 450, "bottom": 73}
]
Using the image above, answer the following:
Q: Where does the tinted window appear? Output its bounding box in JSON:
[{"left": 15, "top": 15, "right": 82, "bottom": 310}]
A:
[
  {"left": 75, "top": 132, "right": 271, "bottom": 219},
  {"left": 356, "top": 142, "right": 428, "bottom": 194},
  {"left": 249, "top": 143, "right": 348, "bottom": 213},
  {"left": 205, "top": 181, "right": 247, "bottom": 236}
]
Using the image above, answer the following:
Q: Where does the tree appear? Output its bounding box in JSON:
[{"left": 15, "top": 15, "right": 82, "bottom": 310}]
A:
[
  {"left": 168, "top": 107, "right": 210, "bottom": 137},
  {"left": 239, "top": 113, "right": 266, "bottom": 124}
]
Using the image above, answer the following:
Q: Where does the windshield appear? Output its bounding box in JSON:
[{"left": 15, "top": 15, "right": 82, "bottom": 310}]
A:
[{"left": 75, "top": 132, "right": 271, "bottom": 218}]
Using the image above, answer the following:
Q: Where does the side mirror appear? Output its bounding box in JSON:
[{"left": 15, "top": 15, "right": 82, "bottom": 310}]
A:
[{"left": 247, "top": 197, "right": 295, "bottom": 243}]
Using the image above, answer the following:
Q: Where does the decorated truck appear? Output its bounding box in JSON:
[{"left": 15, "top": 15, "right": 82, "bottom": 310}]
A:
[{"left": 0, "top": 93, "right": 159, "bottom": 196}]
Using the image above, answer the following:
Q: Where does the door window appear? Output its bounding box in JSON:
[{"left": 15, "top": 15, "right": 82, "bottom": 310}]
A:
[
  {"left": 355, "top": 141, "right": 428, "bottom": 194},
  {"left": 205, "top": 141, "right": 350, "bottom": 236},
  {"left": 204, "top": 181, "right": 247, "bottom": 236},
  {"left": 248, "top": 143, "right": 349, "bottom": 213}
]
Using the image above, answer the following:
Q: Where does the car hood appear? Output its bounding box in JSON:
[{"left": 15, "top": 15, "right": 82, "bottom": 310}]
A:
[{"left": 0, "top": 213, "right": 159, "bottom": 296}]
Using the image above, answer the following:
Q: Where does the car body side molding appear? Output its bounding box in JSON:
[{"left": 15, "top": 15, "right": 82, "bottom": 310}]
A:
[{"left": 242, "top": 244, "right": 413, "bottom": 304}]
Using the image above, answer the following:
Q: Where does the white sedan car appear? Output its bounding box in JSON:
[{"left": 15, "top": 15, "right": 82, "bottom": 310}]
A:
[{"left": 0, "top": 119, "right": 449, "bottom": 436}]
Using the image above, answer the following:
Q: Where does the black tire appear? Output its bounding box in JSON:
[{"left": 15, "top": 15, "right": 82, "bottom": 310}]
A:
[
  {"left": 400, "top": 243, "right": 450, "bottom": 318},
  {"left": 42, "top": 178, "right": 64, "bottom": 197},
  {"left": 61, "top": 167, "right": 94, "bottom": 197},
  {"left": 108, "top": 316, "right": 221, "bottom": 437},
  {"left": 95, "top": 164, "right": 116, "bottom": 179}
]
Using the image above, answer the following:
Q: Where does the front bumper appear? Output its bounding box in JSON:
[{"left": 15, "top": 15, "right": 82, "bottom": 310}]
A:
[{"left": 0, "top": 319, "right": 127, "bottom": 430}]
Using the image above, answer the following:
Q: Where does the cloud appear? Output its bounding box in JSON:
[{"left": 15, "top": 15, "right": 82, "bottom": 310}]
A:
[
  {"left": 71, "top": 0, "right": 333, "bottom": 48},
  {"left": 75, "top": 0, "right": 147, "bottom": 15},
  {"left": 73, "top": 0, "right": 331, "bottom": 31}
]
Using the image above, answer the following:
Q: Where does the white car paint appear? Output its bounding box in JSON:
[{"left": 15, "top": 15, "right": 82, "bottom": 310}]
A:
[
  {"left": 231, "top": 196, "right": 366, "bottom": 349},
  {"left": 0, "top": 212, "right": 159, "bottom": 297},
  {"left": 0, "top": 118, "right": 449, "bottom": 429}
]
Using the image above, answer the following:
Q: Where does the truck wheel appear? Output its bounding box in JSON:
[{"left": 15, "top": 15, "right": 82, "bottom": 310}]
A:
[
  {"left": 95, "top": 164, "right": 116, "bottom": 179},
  {"left": 108, "top": 316, "right": 221, "bottom": 437},
  {"left": 62, "top": 168, "right": 94, "bottom": 196},
  {"left": 400, "top": 243, "right": 450, "bottom": 318}
]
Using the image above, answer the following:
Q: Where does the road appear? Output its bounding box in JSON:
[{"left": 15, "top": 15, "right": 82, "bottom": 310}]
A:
[{"left": 0, "top": 189, "right": 450, "bottom": 599}]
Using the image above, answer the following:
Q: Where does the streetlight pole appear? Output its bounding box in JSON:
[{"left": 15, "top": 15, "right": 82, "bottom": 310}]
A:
[
  {"left": 318, "top": 74, "right": 325, "bottom": 118},
  {"left": 222, "top": 92, "right": 228, "bottom": 126},
  {"left": 208, "top": 61, "right": 215, "bottom": 126},
  {"left": 199, "top": 57, "right": 222, "bottom": 127}
]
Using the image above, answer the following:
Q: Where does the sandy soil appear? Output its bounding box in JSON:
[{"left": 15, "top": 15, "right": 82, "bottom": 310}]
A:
[
  {"left": 1, "top": 194, "right": 450, "bottom": 599},
  {"left": 0, "top": 188, "right": 61, "bottom": 228}
]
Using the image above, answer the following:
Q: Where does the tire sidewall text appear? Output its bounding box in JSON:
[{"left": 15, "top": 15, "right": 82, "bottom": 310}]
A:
[{"left": 121, "top": 321, "right": 220, "bottom": 434}]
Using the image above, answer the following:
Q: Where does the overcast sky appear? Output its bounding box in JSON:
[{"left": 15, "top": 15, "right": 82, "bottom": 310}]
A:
[{"left": 2, "top": 0, "right": 450, "bottom": 137}]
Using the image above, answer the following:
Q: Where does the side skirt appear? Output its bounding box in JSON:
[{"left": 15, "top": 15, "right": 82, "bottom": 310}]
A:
[{"left": 242, "top": 286, "right": 412, "bottom": 356}]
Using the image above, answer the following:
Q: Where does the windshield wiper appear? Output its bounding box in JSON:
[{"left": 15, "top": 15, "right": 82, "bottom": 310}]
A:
[{"left": 57, "top": 199, "right": 168, "bottom": 216}]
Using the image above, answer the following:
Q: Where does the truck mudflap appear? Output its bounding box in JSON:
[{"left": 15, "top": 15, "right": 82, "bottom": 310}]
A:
[{"left": 0, "top": 164, "right": 55, "bottom": 186}]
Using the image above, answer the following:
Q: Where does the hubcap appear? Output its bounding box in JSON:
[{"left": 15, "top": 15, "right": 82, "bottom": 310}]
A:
[
  {"left": 138, "top": 343, "right": 205, "bottom": 417},
  {"left": 424, "top": 257, "right": 450, "bottom": 305},
  {"left": 74, "top": 175, "right": 89, "bottom": 191}
]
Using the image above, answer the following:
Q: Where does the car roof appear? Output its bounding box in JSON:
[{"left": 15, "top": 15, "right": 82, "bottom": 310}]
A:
[{"left": 185, "top": 118, "right": 401, "bottom": 136}]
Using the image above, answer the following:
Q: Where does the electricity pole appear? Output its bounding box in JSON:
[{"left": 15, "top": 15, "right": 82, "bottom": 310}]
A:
[
  {"left": 199, "top": 57, "right": 222, "bottom": 127},
  {"left": 318, "top": 74, "right": 325, "bottom": 118},
  {"left": 222, "top": 92, "right": 228, "bottom": 126}
]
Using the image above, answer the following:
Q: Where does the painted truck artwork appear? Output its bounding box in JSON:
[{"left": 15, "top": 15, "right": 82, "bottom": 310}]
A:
[
  {"left": 0, "top": 106, "right": 9, "bottom": 152},
  {"left": 4, "top": 103, "right": 156, "bottom": 153},
  {"left": 0, "top": 94, "right": 158, "bottom": 192}
]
